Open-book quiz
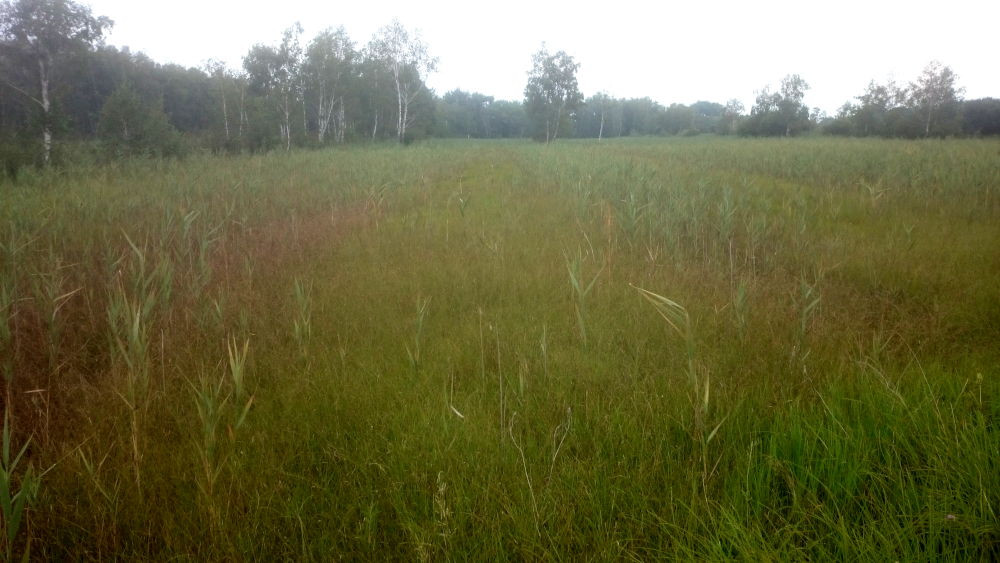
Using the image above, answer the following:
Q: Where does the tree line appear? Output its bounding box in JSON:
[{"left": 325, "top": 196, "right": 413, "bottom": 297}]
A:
[
  {"left": 2, "top": 0, "right": 999, "bottom": 175},
  {"left": 524, "top": 49, "right": 999, "bottom": 141},
  {"left": 1, "top": 0, "right": 443, "bottom": 171}
]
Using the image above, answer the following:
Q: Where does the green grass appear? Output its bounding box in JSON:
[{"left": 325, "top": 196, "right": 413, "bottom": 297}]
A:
[{"left": 1, "top": 137, "right": 998, "bottom": 560}]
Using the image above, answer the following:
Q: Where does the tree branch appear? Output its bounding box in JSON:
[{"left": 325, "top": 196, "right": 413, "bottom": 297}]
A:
[{"left": 0, "top": 76, "right": 43, "bottom": 108}]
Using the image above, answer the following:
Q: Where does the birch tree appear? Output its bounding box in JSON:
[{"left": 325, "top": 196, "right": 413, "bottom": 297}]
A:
[
  {"left": 590, "top": 92, "right": 612, "bottom": 141},
  {"left": 908, "top": 61, "right": 963, "bottom": 137},
  {"left": 849, "top": 79, "right": 906, "bottom": 136},
  {"left": 243, "top": 24, "right": 302, "bottom": 151},
  {"left": 205, "top": 59, "right": 232, "bottom": 141},
  {"left": 524, "top": 46, "right": 582, "bottom": 143},
  {"left": 743, "top": 74, "right": 811, "bottom": 136},
  {"left": 719, "top": 99, "right": 744, "bottom": 134},
  {"left": 368, "top": 20, "right": 437, "bottom": 143},
  {"left": 0, "top": 0, "right": 111, "bottom": 164},
  {"left": 303, "top": 27, "right": 355, "bottom": 144}
]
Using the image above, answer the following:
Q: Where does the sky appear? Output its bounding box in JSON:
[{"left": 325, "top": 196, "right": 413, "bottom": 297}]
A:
[{"left": 85, "top": 0, "right": 998, "bottom": 115}]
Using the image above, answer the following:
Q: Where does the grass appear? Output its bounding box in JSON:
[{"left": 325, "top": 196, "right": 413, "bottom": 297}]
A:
[{"left": 0, "top": 137, "right": 997, "bottom": 560}]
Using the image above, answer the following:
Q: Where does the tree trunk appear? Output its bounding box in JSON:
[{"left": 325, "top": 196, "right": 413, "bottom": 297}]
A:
[
  {"left": 239, "top": 86, "right": 247, "bottom": 139},
  {"left": 317, "top": 84, "right": 327, "bottom": 144},
  {"left": 552, "top": 104, "right": 563, "bottom": 141},
  {"left": 371, "top": 73, "right": 379, "bottom": 140},
  {"left": 395, "top": 70, "right": 404, "bottom": 143},
  {"left": 283, "top": 93, "right": 292, "bottom": 151},
  {"left": 317, "top": 79, "right": 338, "bottom": 144},
  {"left": 598, "top": 109, "right": 605, "bottom": 141},
  {"left": 336, "top": 98, "right": 345, "bottom": 143},
  {"left": 221, "top": 83, "right": 230, "bottom": 140},
  {"left": 302, "top": 84, "right": 308, "bottom": 139},
  {"left": 400, "top": 93, "right": 409, "bottom": 144},
  {"left": 39, "top": 56, "right": 52, "bottom": 165}
]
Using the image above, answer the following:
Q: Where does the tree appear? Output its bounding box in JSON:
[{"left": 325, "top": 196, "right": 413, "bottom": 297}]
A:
[
  {"left": 577, "top": 92, "right": 615, "bottom": 140},
  {"left": 243, "top": 24, "right": 303, "bottom": 151},
  {"left": 303, "top": 27, "right": 355, "bottom": 144},
  {"left": 436, "top": 89, "right": 494, "bottom": 138},
  {"left": 717, "top": 99, "right": 744, "bottom": 135},
  {"left": 485, "top": 100, "right": 527, "bottom": 138},
  {"left": 776, "top": 74, "right": 811, "bottom": 136},
  {"left": 962, "top": 98, "right": 1000, "bottom": 136},
  {"left": 523, "top": 46, "right": 582, "bottom": 142},
  {"left": 593, "top": 93, "right": 612, "bottom": 140},
  {"left": 822, "top": 103, "right": 855, "bottom": 136},
  {"left": 0, "top": 0, "right": 111, "bottom": 164},
  {"left": 908, "top": 61, "right": 963, "bottom": 137},
  {"left": 619, "top": 98, "right": 664, "bottom": 136},
  {"left": 849, "top": 79, "right": 907, "bottom": 136},
  {"left": 356, "top": 49, "right": 389, "bottom": 140},
  {"left": 205, "top": 59, "right": 234, "bottom": 144},
  {"left": 97, "top": 82, "right": 182, "bottom": 158},
  {"left": 663, "top": 103, "right": 695, "bottom": 135},
  {"left": 368, "top": 20, "right": 437, "bottom": 143},
  {"left": 157, "top": 63, "right": 213, "bottom": 133},
  {"left": 742, "top": 74, "right": 811, "bottom": 136},
  {"left": 689, "top": 100, "right": 724, "bottom": 133}
]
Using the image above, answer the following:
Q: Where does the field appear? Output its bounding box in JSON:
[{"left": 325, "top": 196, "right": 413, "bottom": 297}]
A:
[{"left": 1, "top": 137, "right": 998, "bottom": 560}]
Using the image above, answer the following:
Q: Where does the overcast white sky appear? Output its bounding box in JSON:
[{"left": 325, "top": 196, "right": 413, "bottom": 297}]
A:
[{"left": 86, "top": 0, "right": 998, "bottom": 115}]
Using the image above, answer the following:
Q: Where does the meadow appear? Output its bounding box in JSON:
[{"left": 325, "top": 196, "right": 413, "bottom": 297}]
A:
[{"left": 1, "top": 137, "right": 998, "bottom": 560}]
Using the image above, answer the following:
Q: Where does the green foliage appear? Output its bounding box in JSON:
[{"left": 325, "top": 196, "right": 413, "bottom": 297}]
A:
[
  {"left": 741, "top": 74, "right": 813, "bottom": 136},
  {"left": 826, "top": 63, "right": 976, "bottom": 138},
  {"left": 97, "top": 83, "right": 184, "bottom": 159},
  {"left": 1, "top": 412, "right": 43, "bottom": 562},
  {"left": 524, "top": 46, "right": 582, "bottom": 142},
  {"left": 962, "top": 97, "right": 1000, "bottom": 136},
  {"left": 909, "top": 60, "right": 964, "bottom": 137},
  {"left": 0, "top": 0, "right": 112, "bottom": 163},
  {"left": 435, "top": 89, "right": 495, "bottom": 138}
]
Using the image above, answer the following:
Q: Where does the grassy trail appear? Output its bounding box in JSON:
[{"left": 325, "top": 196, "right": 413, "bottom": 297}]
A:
[{"left": 1, "top": 139, "right": 997, "bottom": 560}]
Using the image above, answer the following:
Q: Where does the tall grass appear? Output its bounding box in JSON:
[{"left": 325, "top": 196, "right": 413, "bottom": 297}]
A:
[{"left": 0, "top": 138, "right": 996, "bottom": 560}]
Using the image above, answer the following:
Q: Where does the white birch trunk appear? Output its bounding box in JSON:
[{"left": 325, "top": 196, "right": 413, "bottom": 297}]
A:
[
  {"left": 221, "top": 83, "right": 230, "bottom": 140},
  {"left": 395, "top": 66, "right": 405, "bottom": 143},
  {"left": 317, "top": 83, "right": 327, "bottom": 143},
  {"left": 239, "top": 87, "right": 247, "bottom": 139},
  {"left": 302, "top": 84, "right": 308, "bottom": 138},
  {"left": 335, "top": 98, "right": 345, "bottom": 143},
  {"left": 552, "top": 103, "right": 564, "bottom": 141},
  {"left": 283, "top": 93, "right": 292, "bottom": 151},
  {"left": 39, "top": 56, "right": 52, "bottom": 165},
  {"left": 400, "top": 91, "right": 410, "bottom": 144}
]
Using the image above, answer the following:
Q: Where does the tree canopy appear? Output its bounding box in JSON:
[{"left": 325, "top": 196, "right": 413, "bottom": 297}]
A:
[
  {"left": 523, "top": 46, "right": 582, "bottom": 143},
  {"left": 739, "top": 74, "right": 812, "bottom": 137},
  {"left": 0, "top": 0, "right": 111, "bottom": 163}
]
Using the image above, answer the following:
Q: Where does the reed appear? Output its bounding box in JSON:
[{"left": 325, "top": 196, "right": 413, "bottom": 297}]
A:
[{"left": 0, "top": 138, "right": 995, "bottom": 560}]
